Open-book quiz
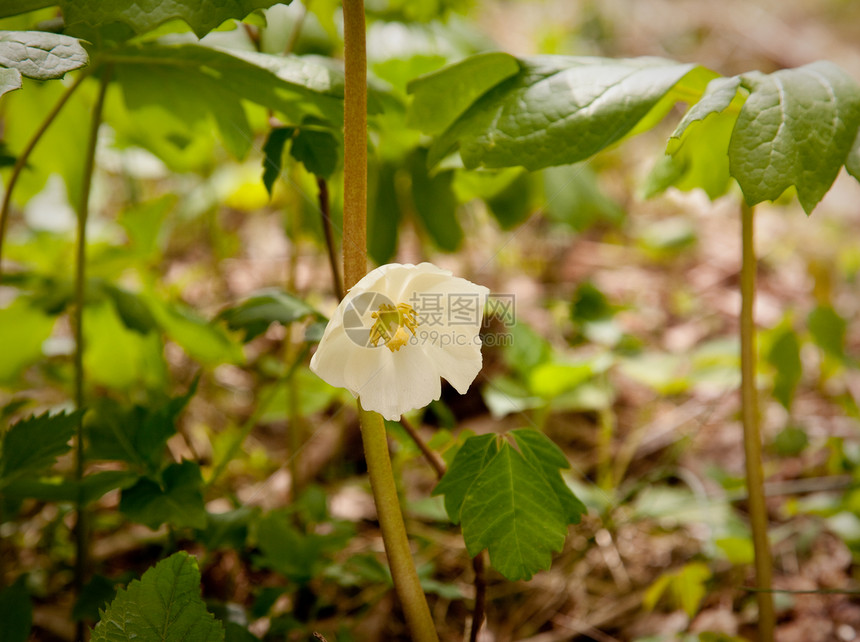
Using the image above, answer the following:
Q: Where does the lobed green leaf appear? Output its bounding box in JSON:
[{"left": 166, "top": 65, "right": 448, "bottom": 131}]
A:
[
  {"left": 0, "top": 411, "right": 81, "bottom": 488},
  {"left": 729, "top": 61, "right": 860, "bottom": 214},
  {"left": 91, "top": 552, "right": 224, "bottom": 642}
]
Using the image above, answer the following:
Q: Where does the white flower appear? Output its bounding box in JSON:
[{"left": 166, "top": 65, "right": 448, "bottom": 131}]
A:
[{"left": 310, "top": 262, "right": 490, "bottom": 421}]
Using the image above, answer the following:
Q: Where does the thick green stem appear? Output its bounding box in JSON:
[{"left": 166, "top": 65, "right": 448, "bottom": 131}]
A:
[
  {"left": 0, "top": 70, "right": 91, "bottom": 286},
  {"left": 72, "top": 68, "right": 110, "bottom": 641},
  {"left": 358, "top": 406, "right": 438, "bottom": 641},
  {"left": 740, "top": 201, "right": 775, "bottom": 641},
  {"left": 342, "top": 0, "right": 367, "bottom": 292},
  {"left": 342, "top": 2, "right": 436, "bottom": 638}
]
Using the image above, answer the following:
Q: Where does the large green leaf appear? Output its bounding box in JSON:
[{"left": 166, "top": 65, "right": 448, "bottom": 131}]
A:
[
  {"left": 406, "top": 51, "right": 521, "bottom": 135},
  {"left": 91, "top": 552, "right": 224, "bottom": 642},
  {"left": 408, "top": 147, "right": 462, "bottom": 251},
  {"left": 729, "top": 62, "right": 860, "bottom": 214},
  {"left": 120, "top": 461, "right": 207, "bottom": 530},
  {"left": 107, "top": 44, "right": 343, "bottom": 165},
  {"left": 62, "top": 0, "right": 285, "bottom": 39},
  {"left": 0, "top": 31, "right": 88, "bottom": 84},
  {"left": 0, "top": 411, "right": 81, "bottom": 489},
  {"left": 419, "top": 55, "right": 702, "bottom": 170},
  {"left": 433, "top": 430, "right": 585, "bottom": 580}
]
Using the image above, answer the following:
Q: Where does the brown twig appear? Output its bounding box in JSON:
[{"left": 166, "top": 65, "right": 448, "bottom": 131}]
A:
[
  {"left": 398, "top": 415, "right": 445, "bottom": 479},
  {"left": 317, "top": 176, "right": 343, "bottom": 299}
]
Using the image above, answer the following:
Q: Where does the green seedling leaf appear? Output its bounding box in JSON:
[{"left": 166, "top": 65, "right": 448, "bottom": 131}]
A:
[
  {"left": 643, "top": 562, "right": 711, "bottom": 618},
  {"left": 730, "top": 62, "right": 860, "bottom": 214},
  {"left": 808, "top": 304, "right": 847, "bottom": 361},
  {"left": 91, "top": 551, "right": 224, "bottom": 642},
  {"left": 218, "top": 289, "right": 317, "bottom": 342},
  {"left": 62, "top": 0, "right": 284, "bottom": 39},
  {"left": 433, "top": 430, "right": 584, "bottom": 580},
  {"left": 0, "top": 411, "right": 80, "bottom": 489},
  {"left": 424, "top": 55, "right": 701, "bottom": 170},
  {"left": 0, "top": 31, "right": 87, "bottom": 83},
  {"left": 407, "top": 51, "right": 521, "bottom": 135},
  {"left": 120, "top": 461, "right": 207, "bottom": 530},
  {"left": 766, "top": 324, "right": 802, "bottom": 410},
  {"left": 0, "top": 577, "right": 32, "bottom": 642}
]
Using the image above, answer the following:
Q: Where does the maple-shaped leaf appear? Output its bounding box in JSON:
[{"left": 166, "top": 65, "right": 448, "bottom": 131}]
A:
[{"left": 432, "top": 429, "right": 585, "bottom": 581}]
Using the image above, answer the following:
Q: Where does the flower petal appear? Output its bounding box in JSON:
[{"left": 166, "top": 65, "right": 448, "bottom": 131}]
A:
[
  {"left": 356, "top": 345, "right": 442, "bottom": 420},
  {"left": 421, "top": 341, "right": 484, "bottom": 394},
  {"left": 309, "top": 326, "right": 354, "bottom": 390}
]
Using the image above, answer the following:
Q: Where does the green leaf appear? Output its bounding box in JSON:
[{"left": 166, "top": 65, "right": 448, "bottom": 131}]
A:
[
  {"left": 62, "top": 0, "right": 285, "bottom": 39},
  {"left": 729, "top": 62, "right": 860, "bottom": 214},
  {"left": 0, "top": 298, "right": 55, "bottom": 382},
  {"left": 0, "top": 411, "right": 80, "bottom": 488},
  {"left": 643, "top": 562, "right": 711, "bottom": 618},
  {"left": 409, "top": 147, "right": 462, "bottom": 251},
  {"left": 407, "top": 51, "right": 521, "bottom": 136},
  {"left": 766, "top": 324, "right": 802, "bottom": 410},
  {"left": 254, "top": 510, "right": 352, "bottom": 583},
  {"left": 289, "top": 127, "right": 339, "bottom": 178},
  {"left": 120, "top": 461, "right": 207, "bottom": 530},
  {"left": 808, "top": 304, "right": 846, "bottom": 360},
  {"left": 86, "top": 386, "right": 195, "bottom": 469},
  {"left": 368, "top": 160, "right": 401, "bottom": 264},
  {"left": 149, "top": 298, "right": 244, "bottom": 366},
  {"left": 218, "top": 289, "right": 317, "bottom": 342},
  {"left": 0, "top": 1, "right": 54, "bottom": 20},
  {"left": 101, "top": 284, "right": 158, "bottom": 335},
  {"left": 425, "top": 55, "right": 700, "bottom": 170},
  {"left": 91, "top": 551, "right": 224, "bottom": 642},
  {"left": 0, "top": 31, "right": 88, "bottom": 81},
  {"left": 0, "top": 67, "right": 21, "bottom": 98},
  {"left": 73, "top": 575, "right": 118, "bottom": 623},
  {"left": 433, "top": 431, "right": 584, "bottom": 580},
  {"left": 108, "top": 44, "right": 343, "bottom": 166},
  {"left": 431, "top": 433, "right": 497, "bottom": 524},
  {"left": 0, "top": 578, "right": 32, "bottom": 642},
  {"left": 261, "top": 127, "right": 292, "bottom": 196},
  {"left": 2, "top": 470, "right": 139, "bottom": 505}
]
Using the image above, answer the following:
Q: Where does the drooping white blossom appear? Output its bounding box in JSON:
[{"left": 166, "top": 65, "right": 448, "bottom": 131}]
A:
[{"left": 310, "top": 263, "right": 489, "bottom": 420}]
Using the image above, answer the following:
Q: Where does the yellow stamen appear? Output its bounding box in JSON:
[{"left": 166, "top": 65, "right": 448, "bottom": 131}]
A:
[{"left": 369, "top": 303, "right": 418, "bottom": 352}]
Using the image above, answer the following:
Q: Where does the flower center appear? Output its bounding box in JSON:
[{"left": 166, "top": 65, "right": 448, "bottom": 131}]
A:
[{"left": 369, "top": 303, "right": 419, "bottom": 352}]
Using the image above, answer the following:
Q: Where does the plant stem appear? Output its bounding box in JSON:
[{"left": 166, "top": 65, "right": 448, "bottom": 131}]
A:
[
  {"left": 358, "top": 405, "right": 438, "bottom": 641},
  {"left": 342, "top": 2, "right": 436, "bottom": 639},
  {"left": 740, "top": 201, "right": 775, "bottom": 641},
  {"left": 342, "top": 0, "right": 367, "bottom": 292},
  {"left": 316, "top": 176, "right": 343, "bottom": 299},
  {"left": 71, "top": 67, "right": 110, "bottom": 641},
  {"left": 0, "top": 70, "right": 91, "bottom": 286}
]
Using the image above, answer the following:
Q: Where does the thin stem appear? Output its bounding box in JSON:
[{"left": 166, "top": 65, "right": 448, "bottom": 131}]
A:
[
  {"left": 358, "top": 405, "right": 438, "bottom": 642},
  {"left": 398, "top": 415, "right": 445, "bottom": 479},
  {"left": 316, "top": 176, "right": 343, "bottom": 299},
  {"left": 469, "top": 552, "right": 486, "bottom": 642},
  {"left": 740, "top": 201, "right": 775, "bottom": 641},
  {"left": 0, "top": 70, "right": 91, "bottom": 285},
  {"left": 72, "top": 66, "right": 110, "bottom": 641}
]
